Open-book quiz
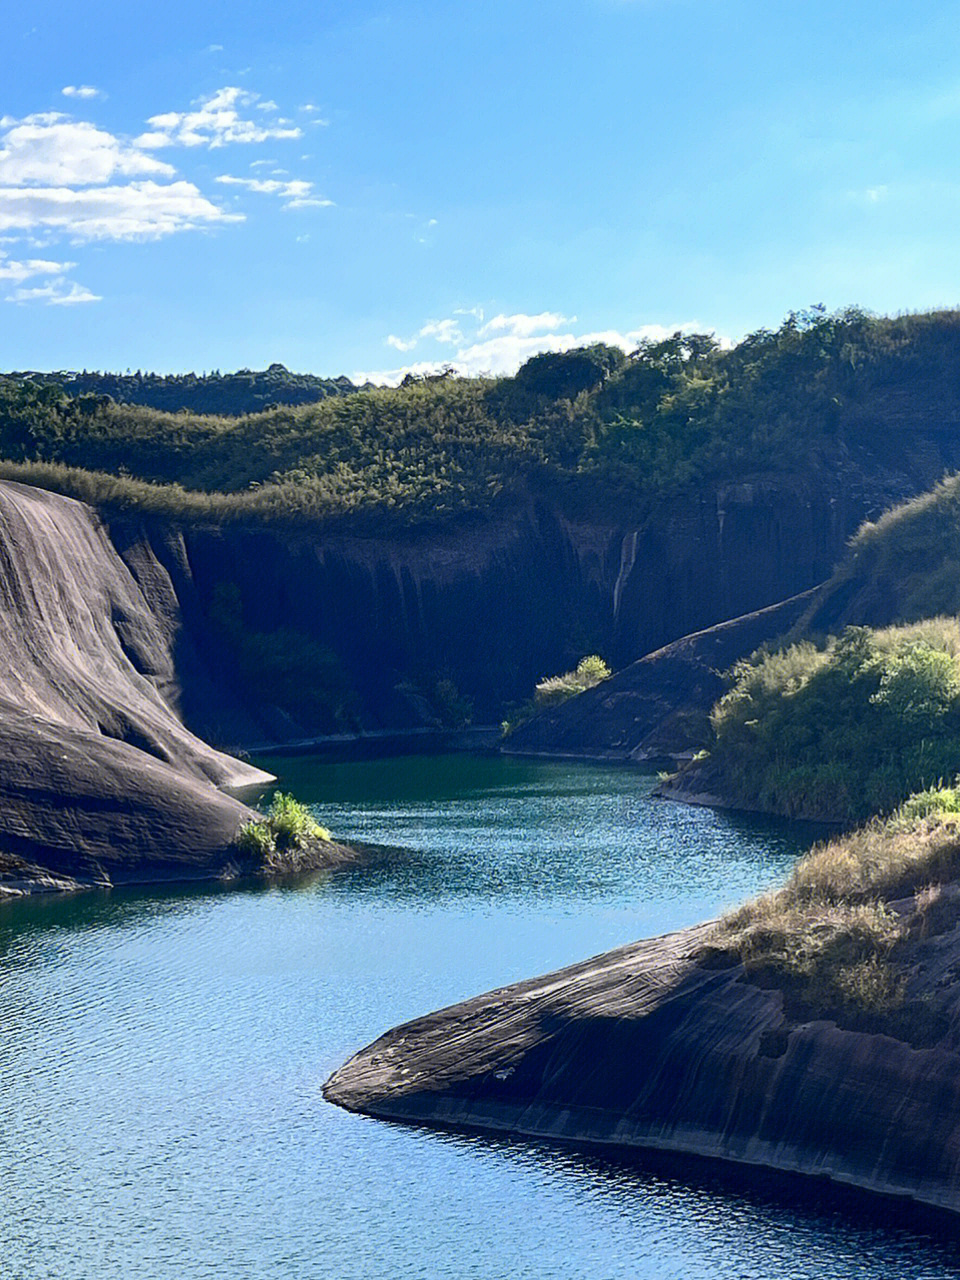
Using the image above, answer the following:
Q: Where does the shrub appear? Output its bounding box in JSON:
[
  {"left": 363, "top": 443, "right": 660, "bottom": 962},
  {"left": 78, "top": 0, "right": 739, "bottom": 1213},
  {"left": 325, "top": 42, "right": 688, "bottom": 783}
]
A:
[
  {"left": 702, "top": 620, "right": 960, "bottom": 822},
  {"left": 502, "top": 654, "right": 611, "bottom": 734},
  {"left": 234, "top": 793, "right": 330, "bottom": 862},
  {"left": 267, "top": 792, "right": 329, "bottom": 850},
  {"left": 534, "top": 654, "right": 611, "bottom": 708},
  {"left": 236, "top": 819, "right": 276, "bottom": 859}
]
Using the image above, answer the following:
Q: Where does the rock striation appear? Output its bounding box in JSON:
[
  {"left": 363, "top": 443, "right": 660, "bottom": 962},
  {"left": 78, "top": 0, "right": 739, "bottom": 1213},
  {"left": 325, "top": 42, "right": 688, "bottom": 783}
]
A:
[
  {"left": 0, "top": 480, "right": 349, "bottom": 894},
  {"left": 324, "top": 916, "right": 960, "bottom": 1213},
  {"left": 505, "top": 587, "right": 821, "bottom": 761},
  {"left": 101, "top": 470, "right": 950, "bottom": 742}
]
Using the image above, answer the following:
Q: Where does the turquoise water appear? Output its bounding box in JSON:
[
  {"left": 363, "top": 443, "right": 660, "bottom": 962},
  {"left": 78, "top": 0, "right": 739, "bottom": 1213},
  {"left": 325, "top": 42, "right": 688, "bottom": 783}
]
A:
[{"left": 2, "top": 754, "right": 959, "bottom": 1279}]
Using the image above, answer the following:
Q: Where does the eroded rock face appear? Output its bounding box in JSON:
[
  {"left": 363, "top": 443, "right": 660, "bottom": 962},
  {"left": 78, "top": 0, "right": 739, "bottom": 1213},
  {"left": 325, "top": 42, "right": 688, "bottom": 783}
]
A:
[
  {"left": 0, "top": 480, "right": 295, "bottom": 893},
  {"left": 505, "top": 588, "right": 821, "bottom": 761},
  {"left": 324, "top": 921, "right": 960, "bottom": 1212},
  {"left": 105, "top": 480, "right": 899, "bottom": 741}
]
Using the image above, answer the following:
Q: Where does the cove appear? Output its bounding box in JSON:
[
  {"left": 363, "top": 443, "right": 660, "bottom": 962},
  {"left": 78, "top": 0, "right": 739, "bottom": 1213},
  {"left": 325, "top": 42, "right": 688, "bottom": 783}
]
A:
[{"left": 2, "top": 754, "right": 959, "bottom": 1279}]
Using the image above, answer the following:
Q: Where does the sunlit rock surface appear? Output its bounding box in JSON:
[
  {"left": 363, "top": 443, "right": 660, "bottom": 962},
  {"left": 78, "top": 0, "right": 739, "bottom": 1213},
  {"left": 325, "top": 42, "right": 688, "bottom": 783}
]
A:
[
  {"left": 325, "top": 919, "right": 960, "bottom": 1213},
  {"left": 0, "top": 480, "right": 301, "bottom": 892}
]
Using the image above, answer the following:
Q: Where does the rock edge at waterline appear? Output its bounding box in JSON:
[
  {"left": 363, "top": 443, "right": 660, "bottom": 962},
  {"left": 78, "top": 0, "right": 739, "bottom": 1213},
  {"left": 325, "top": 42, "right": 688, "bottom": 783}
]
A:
[{"left": 324, "top": 920, "right": 960, "bottom": 1214}]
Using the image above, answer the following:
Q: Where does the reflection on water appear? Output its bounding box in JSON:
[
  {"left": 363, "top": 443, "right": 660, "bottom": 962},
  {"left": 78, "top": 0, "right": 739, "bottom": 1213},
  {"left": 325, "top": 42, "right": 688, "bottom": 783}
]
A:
[{"left": 1, "top": 753, "right": 957, "bottom": 1279}]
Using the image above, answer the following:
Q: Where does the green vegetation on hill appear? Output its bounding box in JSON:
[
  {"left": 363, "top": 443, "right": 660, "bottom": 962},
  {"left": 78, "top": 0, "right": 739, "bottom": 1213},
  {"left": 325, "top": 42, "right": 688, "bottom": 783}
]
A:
[
  {"left": 829, "top": 472, "right": 960, "bottom": 622},
  {"left": 6, "top": 306, "right": 960, "bottom": 528},
  {"left": 11, "top": 364, "right": 356, "bottom": 416},
  {"left": 705, "top": 619, "right": 960, "bottom": 823}
]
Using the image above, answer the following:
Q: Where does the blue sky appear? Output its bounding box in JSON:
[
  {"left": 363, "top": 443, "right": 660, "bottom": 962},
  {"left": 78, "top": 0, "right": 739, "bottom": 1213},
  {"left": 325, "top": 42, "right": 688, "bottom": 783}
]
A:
[{"left": 2, "top": 0, "right": 960, "bottom": 379}]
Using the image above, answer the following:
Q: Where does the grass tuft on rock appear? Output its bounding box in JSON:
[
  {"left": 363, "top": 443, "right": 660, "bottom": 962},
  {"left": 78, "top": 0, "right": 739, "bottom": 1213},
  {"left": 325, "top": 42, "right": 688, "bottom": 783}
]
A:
[
  {"left": 706, "top": 785, "right": 960, "bottom": 1038},
  {"left": 236, "top": 792, "right": 331, "bottom": 865}
]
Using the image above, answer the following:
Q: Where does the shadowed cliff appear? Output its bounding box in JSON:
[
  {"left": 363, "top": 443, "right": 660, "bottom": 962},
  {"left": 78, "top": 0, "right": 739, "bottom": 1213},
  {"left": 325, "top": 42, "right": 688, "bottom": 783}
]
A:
[{"left": 0, "top": 480, "right": 351, "bottom": 894}]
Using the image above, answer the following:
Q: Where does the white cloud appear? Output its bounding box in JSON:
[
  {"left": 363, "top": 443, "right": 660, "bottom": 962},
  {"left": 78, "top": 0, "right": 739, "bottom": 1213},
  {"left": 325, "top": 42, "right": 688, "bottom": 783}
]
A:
[
  {"left": 0, "top": 180, "right": 241, "bottom": 240},
  {"left": 216, "top": 173, "right": 333, "bottom": 208},
  {"left": 0, "top": 249, "right": 73, "bottom": 282},
  {"left": 62, "top": 85, "right": 104, "bottom": 100},
  {"left": 256, "top": 100, "right": 279, "bottom": 112},
  {"left": 418, "top": 317, "right": 461, "bottom": 344},
  {"left": 386, "top": 334, "right": 417, "bottom": 351},
  {"left": 0, "top": 114, "right": 174, "bottom": 185},
  {"left": 136, "top": 86, "right": 302, "bottom": 149},
  {"left": 360, "top": 309, "right": 720, "bottom": 383},
  {"left": 6, "top": 278, "right": 100, "bottom": 305},
  {"left": 206, "top": 44, "right": 224, "bottom": 53},
  {"left": 480, "top": 310, "right": 575, "bottom": 338}
]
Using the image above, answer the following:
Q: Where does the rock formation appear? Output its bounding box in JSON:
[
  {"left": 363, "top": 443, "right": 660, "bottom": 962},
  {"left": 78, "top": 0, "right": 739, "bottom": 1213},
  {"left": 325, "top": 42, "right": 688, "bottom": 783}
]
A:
[
  {"left": 325, "top": 912, "right": 960, "bottom": 1213},
  {"left": 505, "top": 587, "right": 820, "bottom": 761},
  {"left": 0, "top": 480, "right": 350, "bottom": 894},
  {"left": 100, "top": 472, "right": 951, "bottom": 742}
]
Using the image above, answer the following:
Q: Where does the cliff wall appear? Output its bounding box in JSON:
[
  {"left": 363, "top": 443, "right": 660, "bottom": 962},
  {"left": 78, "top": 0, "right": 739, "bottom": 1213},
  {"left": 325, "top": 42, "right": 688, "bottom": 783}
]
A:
[
  {"left": 0, "top": 480, "right": 336, "bottom": 894},
  {"left": 104, "top": 470, "right": 930, "bottom": 743}
]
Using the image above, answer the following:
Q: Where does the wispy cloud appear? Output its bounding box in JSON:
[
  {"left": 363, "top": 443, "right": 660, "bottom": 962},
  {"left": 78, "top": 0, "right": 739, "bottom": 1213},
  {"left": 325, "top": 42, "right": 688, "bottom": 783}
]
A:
[
  {"left": 216, "top": 174, "right": 333, "bottom": 208},
  {"left": 358, "top": 309, "right": 715, "bottom": 383},
  {"left": 6, "top": 278, "right": 100, "bottom": 305},
  {"left": 0, "top": 181, "right": 241, "bottom": 240},
  {"left": 136, "top": 87, "right": 302, "bottom": 150},
  {"left": 62, "top": 84, "right": 104, "bottom": 100},
  {"left": 480, "top": 310, "right": 575, "bottom": 338},
  {"left": 0, "top": 249, "right": 74, "bottom": 282}
]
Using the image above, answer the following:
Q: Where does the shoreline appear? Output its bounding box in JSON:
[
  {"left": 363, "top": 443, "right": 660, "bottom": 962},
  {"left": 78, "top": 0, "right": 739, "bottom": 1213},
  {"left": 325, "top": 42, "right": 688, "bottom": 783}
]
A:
[{"left": 324, "top": 923, "right": 960, "bottom": 1220}]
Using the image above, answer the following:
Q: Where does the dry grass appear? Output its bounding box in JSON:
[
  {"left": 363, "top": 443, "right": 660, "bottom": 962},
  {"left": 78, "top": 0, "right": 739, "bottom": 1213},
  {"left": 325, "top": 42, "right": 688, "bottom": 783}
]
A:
[{"left": 708, "top": 790, "right": 960, "bottom": 1030}]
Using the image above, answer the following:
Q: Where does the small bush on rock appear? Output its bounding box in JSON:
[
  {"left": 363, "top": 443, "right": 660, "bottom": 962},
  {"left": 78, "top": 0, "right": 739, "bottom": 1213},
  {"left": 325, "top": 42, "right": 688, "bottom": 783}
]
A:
[{"left": 235, "top": 792, "right": 330, "bottom": 862}]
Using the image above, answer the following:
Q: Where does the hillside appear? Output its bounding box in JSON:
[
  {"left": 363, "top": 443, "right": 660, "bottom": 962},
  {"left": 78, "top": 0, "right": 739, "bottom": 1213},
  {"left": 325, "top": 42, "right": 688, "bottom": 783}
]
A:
[
  {"left": 8, "top": 307, "right": 960, "bottom": 741},
  {"left": 5, "top": 308, "right": 960, "bottom": 531},
  {"left": 9, "top": 364, "right": 357, "bottom": 417}
]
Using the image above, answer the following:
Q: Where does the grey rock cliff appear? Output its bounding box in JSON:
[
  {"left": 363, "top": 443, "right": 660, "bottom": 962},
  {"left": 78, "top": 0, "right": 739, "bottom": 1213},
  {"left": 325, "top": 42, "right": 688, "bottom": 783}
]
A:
[
  {"left": 325, "top": 916, "right": 960, "bottom": 1213},
  {"left": 0, "top": 480, "right": 348, "bottom": 894}
]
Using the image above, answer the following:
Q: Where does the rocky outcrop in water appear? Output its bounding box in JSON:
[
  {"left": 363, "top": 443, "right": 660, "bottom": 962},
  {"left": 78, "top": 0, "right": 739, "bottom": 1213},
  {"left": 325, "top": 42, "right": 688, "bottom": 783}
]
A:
[
  {"left": 324, "top": 912, "right": 960, "bottom": 1213},
  {"left": 504, "top": 587, "right": 820, "bottom": 761},
  {"left": 0, "top": 480, "right": 352, "bottom": 895}
]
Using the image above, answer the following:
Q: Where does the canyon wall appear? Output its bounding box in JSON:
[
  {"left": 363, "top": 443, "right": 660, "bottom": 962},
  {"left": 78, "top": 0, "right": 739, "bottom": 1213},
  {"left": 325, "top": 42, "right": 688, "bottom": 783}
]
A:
[{"left": 107, "top": 470, "right": 924, "bottom": 744}]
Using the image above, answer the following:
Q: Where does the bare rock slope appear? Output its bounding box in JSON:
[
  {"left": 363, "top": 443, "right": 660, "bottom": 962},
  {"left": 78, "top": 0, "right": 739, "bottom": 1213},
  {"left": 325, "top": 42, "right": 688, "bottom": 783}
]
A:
[
  {"left": 505, "top": 587, "right": 820, "bottom": 761},
  {"left": 325, "top": 918, "right": 960, "bottom": 1212},
  {"left": 0, "top": 480, "right": 332, "bottom": 893}
]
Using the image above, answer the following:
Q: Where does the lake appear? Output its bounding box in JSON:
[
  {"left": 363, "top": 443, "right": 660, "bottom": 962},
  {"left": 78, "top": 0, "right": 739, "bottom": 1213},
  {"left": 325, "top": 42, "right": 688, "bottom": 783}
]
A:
[{"left": 2, "top": 753, "right": 958, "bottom": 1279}]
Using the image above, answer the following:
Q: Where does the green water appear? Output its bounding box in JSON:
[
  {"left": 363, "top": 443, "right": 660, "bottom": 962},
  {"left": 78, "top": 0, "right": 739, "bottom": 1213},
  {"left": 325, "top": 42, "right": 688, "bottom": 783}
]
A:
[{"left": 1, "top": 754, "right": 958, "bottom": 1279}]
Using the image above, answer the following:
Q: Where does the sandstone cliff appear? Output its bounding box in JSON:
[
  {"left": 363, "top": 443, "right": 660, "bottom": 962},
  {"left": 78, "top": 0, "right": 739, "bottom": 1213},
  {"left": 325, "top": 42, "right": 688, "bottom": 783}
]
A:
[
  {"left": 0, "top": 480, "right": 349, "bottom": 894},
  {"left": 324, "top": 912, "right": 960, "bottom": 1212}
]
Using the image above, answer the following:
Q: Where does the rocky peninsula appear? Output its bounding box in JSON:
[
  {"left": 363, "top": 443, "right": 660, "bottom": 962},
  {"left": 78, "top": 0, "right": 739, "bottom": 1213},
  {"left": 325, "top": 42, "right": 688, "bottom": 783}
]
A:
[{"left": 324, "top": 884, "right": 960, "bottom": 1213}]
